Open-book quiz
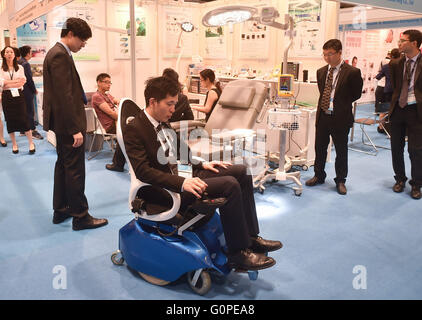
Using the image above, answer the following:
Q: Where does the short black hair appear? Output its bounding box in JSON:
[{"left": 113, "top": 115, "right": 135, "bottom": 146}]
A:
[
  {"left": 323, "top": 39, "right": 342, "bottom": 52},
  {"left": 403, "top": 29, "right": 422, "bottom": 48},
  {"left": 162, "top": 68, "right": 179, "bottom": 82},
  {"left": 61, "top": 17, "right": 92, "bottom": 41},
  {"left": 19, "top": 45, "right": 31, "bottom": 58},
  {"left": 162, "top": 68, "right": 183, "bottom": 90},
  {"left": 96, "top": 73, "right": 111, "bottom": 82},
  {"left": 144, "top": 76, "right": 180, "bottom": 107},
  {"left": 390, "top": 48, "right": 401, "bottom": 59}
]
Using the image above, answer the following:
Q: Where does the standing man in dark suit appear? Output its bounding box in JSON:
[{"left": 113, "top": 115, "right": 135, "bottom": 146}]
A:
[
  {"left": 305, "top": 39, "right": 363, "bottom": 195},
  {"left": 124, "top": 76, "right": 282, "bottom": 271},
  {"left": 389, "top": 29, "right": 422, "bottom": 200},
  {"left": 43, "top": 17, "right": 108, "bottom": 230}
]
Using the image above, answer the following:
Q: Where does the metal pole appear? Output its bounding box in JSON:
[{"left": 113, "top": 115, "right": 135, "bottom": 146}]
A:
[
  {"left": 130, "top": 0, "right": 136, "bottom": 101},
  {"left": 105, "top": 0, "right": 110, "bottom": 74}
]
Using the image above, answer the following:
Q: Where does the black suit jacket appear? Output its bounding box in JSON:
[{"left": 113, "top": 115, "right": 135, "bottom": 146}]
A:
[
  {"left": 316, "top": 62, "right": 363, "bottom": 128},
  {"left": 389, "top": 55, "right": 422, "bottom": 123},
  {"left": 42, "top": 42, "right": 86, "bottom": 135},
  {"left": 169, "top": 93, "right": 194, "bottom": 122},
  {"left": 124, "top": 110, "right": 203, "bottom": 194}
]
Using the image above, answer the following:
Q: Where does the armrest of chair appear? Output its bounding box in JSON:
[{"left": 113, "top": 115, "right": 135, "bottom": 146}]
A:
[
  {"left": 210, "top": 129, "right": 256, "bottom": 145},
  {"left": 170, "top": 120, "right": 206, "bottom": 131},
  {"left": 129, "top": 179, "right": 181, "bottom": 222}
]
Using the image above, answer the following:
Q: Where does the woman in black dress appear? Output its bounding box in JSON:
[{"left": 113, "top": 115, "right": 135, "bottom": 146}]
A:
[
  {"left": 1, "top": 46, "right": 35, "bottom": 154},
  {"left": 191, "top": 69, "right": 222, "bottom": 122}
]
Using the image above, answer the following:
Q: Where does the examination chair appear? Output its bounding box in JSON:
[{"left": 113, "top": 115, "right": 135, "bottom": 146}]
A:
[
  {"left": 111, "top": 99, "right": 260, "bottom": 295},
  {"left": 171, "top": 79, "right": 268, "bottom": 162}
]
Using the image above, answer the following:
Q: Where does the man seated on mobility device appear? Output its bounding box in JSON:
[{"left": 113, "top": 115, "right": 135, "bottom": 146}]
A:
[{"left": 119, "top": 77, "right": 282, "bottom": 286}]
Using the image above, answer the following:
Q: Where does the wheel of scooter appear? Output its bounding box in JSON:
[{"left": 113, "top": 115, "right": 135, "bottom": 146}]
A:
[
  {"left": 111, "top": 250, "right": 125, "bottom": 266},
  {"left": 138, "top": 272, "right": 170, "bottom": 286},
  {"left": 187, "top": 270, "right": 211, "bottom": 296}
]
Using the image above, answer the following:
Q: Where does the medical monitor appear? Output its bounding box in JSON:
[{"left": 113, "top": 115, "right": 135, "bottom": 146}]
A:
[{"left": 278, "top": 74, "right": 294, "bottom": 97}]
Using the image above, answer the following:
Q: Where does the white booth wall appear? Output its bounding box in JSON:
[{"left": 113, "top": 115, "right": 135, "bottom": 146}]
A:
[
  {"left": 14, "top": 0, "right": 341, "bottom": 106},
  {"left": 13, "top": 0, "right": 422, "bottom": 107}
]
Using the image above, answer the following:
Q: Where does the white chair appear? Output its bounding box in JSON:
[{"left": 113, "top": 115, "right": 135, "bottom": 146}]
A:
[
  {"left": 171, "top": 79, "right": 268, "bottom": 162},
  {"left": 85, "top": 107, "right": 116, "bottom": 160},
  {"left": 117, "top": 98, "right": 208, "bottom": 232}
]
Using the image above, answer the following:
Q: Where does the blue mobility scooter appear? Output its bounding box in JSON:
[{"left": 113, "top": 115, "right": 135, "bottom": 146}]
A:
[{"left": 111, "top": 99, "right": 259, "bottom": 295}]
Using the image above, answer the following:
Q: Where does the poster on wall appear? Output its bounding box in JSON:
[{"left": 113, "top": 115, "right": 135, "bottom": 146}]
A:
[
  {"left": 17, "top": 15, "right": 48, "bottom": 64},
  {"left": 238, "top": 19, "right": 270, "bottom": 59},
  {"left": 111, "top": 2, "right": 149, "bottom": 60},
  {"left": 16, "top": 14, "right": 48, "bottom": 89},
  {"left": 162, "top": 6, "right": 196, "bottom": 59},
  {"left": 341, "top": 26, "right": 421, "bottom": 103},
  {"left": 204, "top": 26, "right": 227, "bottom": 60},
  {"left": 288, "top": 0, "right": 322, "bottom": 58},
  {"left": 47, "top": 0, "right": 101, "bottom": 61}
]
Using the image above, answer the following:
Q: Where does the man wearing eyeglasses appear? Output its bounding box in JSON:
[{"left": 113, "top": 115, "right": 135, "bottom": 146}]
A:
[
  {"left": 305, "top": 39, "right": 363, "bottom": 195},
  {"left": 91, "top": 73, "right": 126, "bottom": 172},
  {"left": 43, "top": 17, "right": 108, "bottom": 230},
  {"left": 389, "top": 29, "right": 422, "bottom": 200}
]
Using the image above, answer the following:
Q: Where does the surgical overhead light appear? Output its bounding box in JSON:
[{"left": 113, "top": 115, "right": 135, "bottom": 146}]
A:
[
  {"left": 176, "top": 21, "right": 195, "bottom": 74},
  {"left": 202, "top": 6, "right": 257, "bottom": 29},
  {"left": 202, "top": 5, "right": 295, "bottom": 73}
]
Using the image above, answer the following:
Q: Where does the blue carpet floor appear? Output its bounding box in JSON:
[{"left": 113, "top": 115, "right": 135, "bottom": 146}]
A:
[{"left": 0, "top": 105, "right": 421, "bottom": 300}]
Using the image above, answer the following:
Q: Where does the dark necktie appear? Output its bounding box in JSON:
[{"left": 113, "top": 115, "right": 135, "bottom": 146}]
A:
[
  {"left": 321, "top": 67, "right": 335, "bottom": 112},
  {"left": 399, "top": 59, "right": 413, "bottom": 108},
  {"left": 156, "top": 123, "right": 178, "bottom": 175}
]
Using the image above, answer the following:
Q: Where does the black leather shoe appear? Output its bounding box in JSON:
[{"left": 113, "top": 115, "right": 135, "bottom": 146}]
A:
[
  {"left": 250, "top": 236, "right": 283, "bottom": 253},
  {"left": 227, "top": 249, "right": 275, "bottom": 271},
  {"left": 105, "top": 163, "right": 124, "bottom": 172},
  {"left": 305, "top": 176, "right": 325, "bottom": 186},
  {"left": 336, "top": 182, "right": 347, "bottom": 195},
  {"left": 12, "top": 147, "right": 19, "bottom": 154},
  {"left": 53, "top": 211, "right": 72, "bottom": 224},
  {"left": 411, "top": 186, "right": 421, "bottom": 200},
  {"left": 377, "top": 126, "right": 386, "bottom": 134},
  {"left": 72, "top": 213, "right": 108, "bottom": 231},
  {"left": 0, "top": 140, "right": 6, "bottom": 147},
  {"left": 393, "top": 181, "right": 405, "bottom": 193}
]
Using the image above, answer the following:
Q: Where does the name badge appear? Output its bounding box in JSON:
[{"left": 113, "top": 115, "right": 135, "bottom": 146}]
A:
[{"left": 10, "top": 88, "right": 19, "bottom": 97}]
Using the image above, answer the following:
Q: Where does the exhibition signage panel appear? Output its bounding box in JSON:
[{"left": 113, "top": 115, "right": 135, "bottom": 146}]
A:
[
  {"left": 341, "top": 0, "right": 422, "bottom": 14},
  {"left": 288, "top": 0, "right": 323, "bottom": 58},
  {"left": 12, "top": 0, "right": 72, "bottom": 27},
  {"left": 10, "top": 0, "right": 72, "bottom": 46}
]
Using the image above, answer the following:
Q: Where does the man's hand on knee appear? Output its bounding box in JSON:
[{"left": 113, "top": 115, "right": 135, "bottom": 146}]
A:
[{"left": 182, "top": 177, "right": 208, "bottom": 198}]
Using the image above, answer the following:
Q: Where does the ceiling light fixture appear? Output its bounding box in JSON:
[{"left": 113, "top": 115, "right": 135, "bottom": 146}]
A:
[{"left": 202, "top": 5, "right": 295, "bottom": 73}]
